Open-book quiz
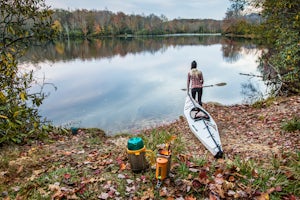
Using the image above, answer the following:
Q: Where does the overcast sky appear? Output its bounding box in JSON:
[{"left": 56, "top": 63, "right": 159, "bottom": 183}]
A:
[{"left": 44, "top": 0, "right": 231, "bottom": 20}]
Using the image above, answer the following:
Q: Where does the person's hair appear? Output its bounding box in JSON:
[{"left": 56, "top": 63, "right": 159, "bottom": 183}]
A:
[{"left": 191, "top": 60, "right": 197, "bottom": 69}]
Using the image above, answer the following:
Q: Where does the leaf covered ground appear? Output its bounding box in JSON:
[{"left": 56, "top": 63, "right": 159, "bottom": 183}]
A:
[{"left": 0, "top": 96, "right": 299, "bottom": 200}]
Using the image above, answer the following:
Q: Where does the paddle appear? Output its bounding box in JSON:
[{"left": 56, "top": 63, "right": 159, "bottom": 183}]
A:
[{"left": 181, "top": 82, "right": 226, "bottom": 91}]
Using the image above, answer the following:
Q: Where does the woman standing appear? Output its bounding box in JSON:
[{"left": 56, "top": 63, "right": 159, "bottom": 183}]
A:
[{"left": 187, "top": 60, "right": 204, "bottom": 106}]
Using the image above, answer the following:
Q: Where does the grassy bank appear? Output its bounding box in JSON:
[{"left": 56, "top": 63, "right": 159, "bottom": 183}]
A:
[{"left": 0, "top": 96, "right": 299, "bottom": 199}]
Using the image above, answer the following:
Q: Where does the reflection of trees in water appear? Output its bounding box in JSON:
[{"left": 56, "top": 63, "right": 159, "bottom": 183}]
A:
[
  {"left": 20, "top": 35, "right": 261, "bottom": 63},
  {"left": 220, "top": 38, "right": 261, "bottom": 63},
  {"left": 21, "top": 36, "right": 222, "bottom": 63},
  {"left": 240, "top": 53, "right": 283, "bottom": 102},
  {"left": 221, "top": 41, "right": 241, "bottom": 63},
  {"left": 241, "top": 80, "right": 264, "bottom": 104},
  {"left": 257, "top": 60, "right": 283, "bottom": 96}
]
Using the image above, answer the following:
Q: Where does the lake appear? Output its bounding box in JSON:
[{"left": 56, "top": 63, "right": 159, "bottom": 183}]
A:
[{"left": 21, "top": 35, "right": 267, "bottom": 135}]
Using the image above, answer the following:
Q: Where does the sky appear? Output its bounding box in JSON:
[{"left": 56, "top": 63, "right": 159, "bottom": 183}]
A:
[{"left": 44, "top": 0, "right": 231, "bottom": 20}]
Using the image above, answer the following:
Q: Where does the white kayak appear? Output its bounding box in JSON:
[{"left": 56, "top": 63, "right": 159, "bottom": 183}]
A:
[{"left": 184, "top": 94, "right": 223, "bottom": 158}]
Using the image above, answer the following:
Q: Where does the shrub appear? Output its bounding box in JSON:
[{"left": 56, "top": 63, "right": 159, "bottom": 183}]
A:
[{"left": 281, "top": 117, "right": 300, "bottom": 132}]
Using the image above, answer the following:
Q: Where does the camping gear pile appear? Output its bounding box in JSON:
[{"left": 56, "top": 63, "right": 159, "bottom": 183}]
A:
[{"left": 126, "top": 137, "right": 173, "bottom": 188}]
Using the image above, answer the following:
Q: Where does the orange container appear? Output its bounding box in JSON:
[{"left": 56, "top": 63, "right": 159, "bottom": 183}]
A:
[
  {"left": 157, "top": 154, "right": 171, "bottom": 176},
  {"left": 155, "top": 157, "right": 168, "bottom": 180},
  {"left": 158, "top": 149, "right": 172, "bottom": 176}
]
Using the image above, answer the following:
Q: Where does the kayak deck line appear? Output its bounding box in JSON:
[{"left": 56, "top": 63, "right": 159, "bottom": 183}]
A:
[
  {"left": 203, "top": 119, "right": 223, "bottom": 155},
  {"left": 192, "top": 125, "right": 198, "bottom": 132}
]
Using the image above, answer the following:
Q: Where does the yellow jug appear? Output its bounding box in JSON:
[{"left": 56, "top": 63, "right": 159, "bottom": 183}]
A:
[{"left": 127, "top": 146, "right": 148, "bottom": 172}]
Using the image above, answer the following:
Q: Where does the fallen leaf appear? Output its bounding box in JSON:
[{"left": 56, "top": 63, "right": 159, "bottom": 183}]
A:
[
  {"left": 117, "top": 174, "right": 126, "bottom": 179},
  {"left": 126, "top": 185, "right": 136, "bottom": 193},
  {"left": 166, "top": 197, "right": 174, "bottom": 200},
  {"left": 119, "top": 163, "right": 126, "bottom": 170},
  {"left": 51, "top": 190, "right": 64, "bottom": 200},
  {"left": 67, "top": 193, "right": 79, "bottom": 200},
  {"left": 199, "top": 170, "right": 209, "bottom": 184},
  {"left": 252, "top": 169, "right": 259, "bottom": 178},
  {"left": 141, "top": 188, "right": 154, "bottom": 200},
  {"left": 159, "top": 187, "right": 168, "bottom": 197},
  {"left": 185, "top": 195, "right": 197, "bottom": 200},
  {"left": 275, "top": 186, "right": 282, "bottom": 192},
  {"left": 283, "top": 195, "right": 297, "bottom": 200},
  {"left": 98, "top": 192, "right": 109, "bottom": 200},
  {"left": 64, "top": 173, "right": 71, "bottom": 179},
  {"left": 11, "top": 186, "right": 21, "bottom": 192},
  {"left": 209, "top": 192, "right": 220, "bottom": 200},
  {"left": 63, "top": 151, "right": 72, "bottom": 156},
  {"left": 214, "top": 176, "right": 224, "bottom": 185},
  {"left": 16, "top": 165, "right": 23, "bottom": 174},
  {"left": 28, "top": 169, "right": 46, "bottom": 181},
  {"left": 227, "top": 190, "right": 236, "bottom": 196},
  {"left": 256, "top": 192, "right": 269, "bottom": 200},
  {"left": 228, "top": 175, "right": 235, "bottom": 182},
  {"left": 48, "top": 183, "right": 60, "bottom": 191},
  {"left": 126, "top": 179, "right": 134, "bottom": 184},
  {"left": 223, "top": 180, "right": 235, "bottom": 190},
  {"left": 192, "top": 179, "right": 202, "bottom": 191}
]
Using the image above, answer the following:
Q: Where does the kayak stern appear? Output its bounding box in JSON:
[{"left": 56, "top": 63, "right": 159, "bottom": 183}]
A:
[{"left": 214, "top": 151, "right": 224, "bottom": 159}]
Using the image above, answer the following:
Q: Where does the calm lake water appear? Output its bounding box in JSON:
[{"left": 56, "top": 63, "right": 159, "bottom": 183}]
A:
[{"left": 22, "top": 35, "right": 267, "bottom": 135}]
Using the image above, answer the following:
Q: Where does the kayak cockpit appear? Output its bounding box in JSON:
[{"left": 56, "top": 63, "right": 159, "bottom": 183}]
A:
[{"left": 190, "top": 107, "right": 210, "bottom": 121}]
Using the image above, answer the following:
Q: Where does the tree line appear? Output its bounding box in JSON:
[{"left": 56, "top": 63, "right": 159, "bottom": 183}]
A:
[{"left": 51, "top": 9, "right": 222, "bottom": 38}]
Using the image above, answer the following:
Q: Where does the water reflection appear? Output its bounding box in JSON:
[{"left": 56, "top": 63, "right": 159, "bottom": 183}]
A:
[
  {"left": 21, "top": 35, "right": 239, "bottom": 63},
  {"left": 22, "top": 35, "right": 267, "bottom": 134}
]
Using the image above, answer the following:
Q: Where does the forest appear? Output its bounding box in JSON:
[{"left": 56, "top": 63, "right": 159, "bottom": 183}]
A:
[{"left": 51, "top": 9, "right": 223, "bottom": 38}]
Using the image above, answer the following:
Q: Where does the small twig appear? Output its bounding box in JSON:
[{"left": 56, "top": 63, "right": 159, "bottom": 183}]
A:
[{"left": 239, "top": 73, "right": 263, "bottom": 78}]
